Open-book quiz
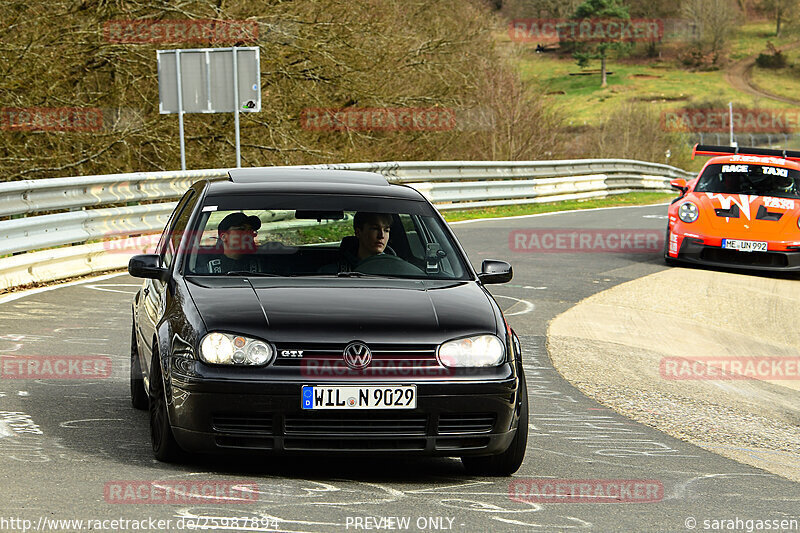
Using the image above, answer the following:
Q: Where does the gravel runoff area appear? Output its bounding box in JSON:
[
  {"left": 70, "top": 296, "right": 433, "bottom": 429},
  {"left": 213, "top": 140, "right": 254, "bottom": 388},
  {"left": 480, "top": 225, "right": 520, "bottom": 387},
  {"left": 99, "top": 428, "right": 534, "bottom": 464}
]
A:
[{"left": 548, "top": 267, "right": 800, "bottom": 482}]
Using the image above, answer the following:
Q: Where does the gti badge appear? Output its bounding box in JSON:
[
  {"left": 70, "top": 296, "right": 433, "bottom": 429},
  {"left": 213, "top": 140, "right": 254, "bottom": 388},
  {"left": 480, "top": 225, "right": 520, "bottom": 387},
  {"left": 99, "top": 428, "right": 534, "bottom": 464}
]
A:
[
  {"left": 280, "top": 350, "right": 304, "bottom": 358},
  {"left": 343, "top": 341, "right": 371, "bottom": 369}
]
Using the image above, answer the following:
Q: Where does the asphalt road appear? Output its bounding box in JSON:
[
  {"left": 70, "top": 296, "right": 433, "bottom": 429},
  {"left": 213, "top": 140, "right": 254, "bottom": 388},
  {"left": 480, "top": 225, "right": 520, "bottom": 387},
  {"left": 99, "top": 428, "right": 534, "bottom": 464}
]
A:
[{"left": 0, "top": 203, "right": 798, "bottom": 533}]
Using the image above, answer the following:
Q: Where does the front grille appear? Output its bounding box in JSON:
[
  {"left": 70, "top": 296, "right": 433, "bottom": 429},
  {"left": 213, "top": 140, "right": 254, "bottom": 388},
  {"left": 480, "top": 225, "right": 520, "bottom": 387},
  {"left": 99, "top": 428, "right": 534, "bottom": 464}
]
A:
[
  {"left": 435, "top": 437, "right": 491, "bottom": 450},
  {"left": 284, "top": 414, "right": 428, "bottom": 436},
  {"left": 715, "top": 205, "right": 740, "bottom": 218},
  {"left": 214, "top": 436, "right": 274, "bottom": 449},
  {"left": 273, "top": 343, "right": 439, "bottom": 367},
  {"left": 284, "top": 438, "right": 427, "bottom": 451},
  {"left": 756, "top": 205, "right": 783, "bottom": 221},
  {"left": 438, "top": 413, "right": 496, "bottom": 434},
  {"left": 212, "top": 415, "right": 273, "bottom": 435},
  {"left": 701, "top": 248, "right": 787, "bottom": 267}
]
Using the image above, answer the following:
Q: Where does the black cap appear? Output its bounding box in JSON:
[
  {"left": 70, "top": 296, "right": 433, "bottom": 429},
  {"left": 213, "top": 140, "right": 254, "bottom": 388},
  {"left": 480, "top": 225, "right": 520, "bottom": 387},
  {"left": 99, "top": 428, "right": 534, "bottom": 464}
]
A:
[{"left": 217, "top": 212, "right": 262, "bottom": 233}]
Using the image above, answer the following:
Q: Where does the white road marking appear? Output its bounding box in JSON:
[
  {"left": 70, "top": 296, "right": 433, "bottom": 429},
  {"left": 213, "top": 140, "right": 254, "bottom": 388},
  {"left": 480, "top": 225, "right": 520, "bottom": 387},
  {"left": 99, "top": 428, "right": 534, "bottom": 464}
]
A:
[
  {"left": 0, "top": 421, "right": 15, "bottom": 438},
  {"left": 492, "top": 516, "right": 592, "bottom": 528},
  {"left": 493, "top": 295, "right": 534, "bottom": 316},
  {"left": 0, "top": 272, "right": 127, "bottom": 305},
  {"left": 59, "top": 418, "right": 124, "bottom": 428},
  {"left": 84, "top": 283, "right": 141, "bottom": 295}
]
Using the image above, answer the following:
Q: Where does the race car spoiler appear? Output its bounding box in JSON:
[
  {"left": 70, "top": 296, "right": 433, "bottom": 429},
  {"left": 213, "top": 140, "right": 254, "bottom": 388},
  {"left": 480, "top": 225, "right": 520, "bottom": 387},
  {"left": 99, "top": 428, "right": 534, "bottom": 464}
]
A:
[{"left": 692, "top": 144, "right": 800, "bottom": 161}]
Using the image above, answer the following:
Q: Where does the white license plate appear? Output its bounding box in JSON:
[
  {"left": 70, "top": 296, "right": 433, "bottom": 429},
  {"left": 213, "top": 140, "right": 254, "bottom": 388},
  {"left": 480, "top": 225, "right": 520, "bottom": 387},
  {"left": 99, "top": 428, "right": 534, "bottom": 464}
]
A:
[
  {"left": 722, "top": 239, "right": 768, "bottom": 252},
  {"left": 301, "top": 385, "right": 416, "bottom": 410}
]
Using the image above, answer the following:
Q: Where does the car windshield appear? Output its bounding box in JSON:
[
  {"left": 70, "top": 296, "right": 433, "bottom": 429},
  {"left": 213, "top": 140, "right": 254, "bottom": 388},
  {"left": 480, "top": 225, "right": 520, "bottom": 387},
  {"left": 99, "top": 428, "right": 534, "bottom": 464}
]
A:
[
  {"left": 694, "top": 163, "right": 800, "bottom": 199},
  {"left": 180, "top": 194, "right": 471, "bottom": 280}
]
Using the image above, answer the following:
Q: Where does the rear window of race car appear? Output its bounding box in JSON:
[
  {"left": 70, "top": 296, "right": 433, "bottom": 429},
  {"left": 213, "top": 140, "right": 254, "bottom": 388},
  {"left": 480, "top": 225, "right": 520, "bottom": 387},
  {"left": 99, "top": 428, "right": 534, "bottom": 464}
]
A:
[{"left": 695, "top": 163, "right": 800, "bottom": 199}]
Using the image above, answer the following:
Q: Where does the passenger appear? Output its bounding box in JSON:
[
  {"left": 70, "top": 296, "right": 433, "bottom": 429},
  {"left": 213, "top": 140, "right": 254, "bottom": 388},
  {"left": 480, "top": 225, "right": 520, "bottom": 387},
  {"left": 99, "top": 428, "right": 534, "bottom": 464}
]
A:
[{"left": 203, "top": 212, "right": 262, "bottom": 274}]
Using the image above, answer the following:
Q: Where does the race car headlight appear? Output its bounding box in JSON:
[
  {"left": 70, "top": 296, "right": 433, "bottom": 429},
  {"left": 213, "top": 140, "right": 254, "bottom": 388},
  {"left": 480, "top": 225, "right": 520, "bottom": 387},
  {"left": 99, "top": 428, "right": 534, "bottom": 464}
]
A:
[
  {"left": 200, "top": 333, "right": 273, "bottom": 366},
  {"left": 678, "top": 202, "right": 699, "bottom": 223},
  {"left": 438, "top": 335, "right": 505, "bottom": 367}
]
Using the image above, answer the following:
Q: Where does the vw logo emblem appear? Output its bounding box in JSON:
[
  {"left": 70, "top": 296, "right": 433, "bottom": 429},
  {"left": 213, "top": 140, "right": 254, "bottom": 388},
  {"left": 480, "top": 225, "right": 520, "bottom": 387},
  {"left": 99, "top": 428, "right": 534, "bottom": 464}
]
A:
[{"left": 343, "top": 341, "right": 372, "bottom": 369}]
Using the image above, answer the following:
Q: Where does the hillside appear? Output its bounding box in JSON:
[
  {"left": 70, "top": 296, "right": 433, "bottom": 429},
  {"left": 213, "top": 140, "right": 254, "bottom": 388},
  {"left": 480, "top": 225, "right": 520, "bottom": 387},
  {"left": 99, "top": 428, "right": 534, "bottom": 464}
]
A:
[{"left": 0, "top": 0, "right": 560, "bottom": 180}]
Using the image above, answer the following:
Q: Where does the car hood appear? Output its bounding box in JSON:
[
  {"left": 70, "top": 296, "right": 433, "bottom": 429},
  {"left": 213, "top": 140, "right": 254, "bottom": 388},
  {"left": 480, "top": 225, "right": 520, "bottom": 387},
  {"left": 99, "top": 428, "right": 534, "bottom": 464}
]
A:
[
  {"left": 184, "top": 277, "right": 499, "bottom": 344},
  {"left": 689, "top": 192, "right": 800, "bottom": 238}
]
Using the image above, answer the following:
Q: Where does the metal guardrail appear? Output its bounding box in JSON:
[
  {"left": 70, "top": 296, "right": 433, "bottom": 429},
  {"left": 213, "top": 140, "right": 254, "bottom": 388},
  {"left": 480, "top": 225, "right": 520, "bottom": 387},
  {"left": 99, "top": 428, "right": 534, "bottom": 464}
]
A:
[{"left": 0, "top": 159, "right": 693, "bottom": 290}]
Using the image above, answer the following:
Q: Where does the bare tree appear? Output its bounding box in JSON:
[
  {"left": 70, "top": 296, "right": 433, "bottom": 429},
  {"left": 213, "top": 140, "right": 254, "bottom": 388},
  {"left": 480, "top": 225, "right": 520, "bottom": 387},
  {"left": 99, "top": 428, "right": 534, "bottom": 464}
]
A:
[
  {"left": 0, "top": 0, "right": 566, "bottom": 180},
  {"left": 681, "top": 0, "right": 740, "bottom": 54},
  {"left": 576, "top": 102, "right": 692, "bottom": 168},
  {"left": 759, "top": 0, "right": 799, "bottom": 36},
  {"left": 499, "top": 0, "right": 584, "bottom": 18}
]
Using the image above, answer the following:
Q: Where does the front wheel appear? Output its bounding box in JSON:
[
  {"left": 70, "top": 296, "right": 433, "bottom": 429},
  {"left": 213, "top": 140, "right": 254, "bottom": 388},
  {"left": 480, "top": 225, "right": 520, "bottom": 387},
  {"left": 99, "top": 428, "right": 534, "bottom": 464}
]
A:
[
  {"left": 149, "top": 350, "right": 183, "bottom": 462},
  {"left": 462, "top": 370, "right": 528, "bottom": 476}
]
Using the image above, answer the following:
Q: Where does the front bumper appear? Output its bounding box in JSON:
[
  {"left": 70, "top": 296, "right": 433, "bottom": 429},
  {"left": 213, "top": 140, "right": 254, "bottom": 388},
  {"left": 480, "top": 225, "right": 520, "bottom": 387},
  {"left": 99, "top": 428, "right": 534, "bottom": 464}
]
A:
[
  {"left": 669, "top": 233, "right": 800, "bottom": 271},
  {"left": 165, "top": 359, "right": 521, "bottom": 456}
]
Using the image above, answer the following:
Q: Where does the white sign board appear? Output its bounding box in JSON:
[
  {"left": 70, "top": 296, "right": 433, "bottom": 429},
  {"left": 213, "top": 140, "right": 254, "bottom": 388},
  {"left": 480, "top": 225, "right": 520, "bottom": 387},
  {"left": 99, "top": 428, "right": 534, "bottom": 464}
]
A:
[{"left": 157, "top": 47, "right": 260, "bottom": 114}]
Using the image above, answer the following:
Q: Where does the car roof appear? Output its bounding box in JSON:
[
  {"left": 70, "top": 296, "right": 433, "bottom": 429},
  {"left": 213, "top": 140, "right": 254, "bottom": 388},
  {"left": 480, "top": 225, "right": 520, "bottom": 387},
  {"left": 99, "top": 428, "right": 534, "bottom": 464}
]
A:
[{"left": 203, "top": 168, "right": 424, "bottom": 200}]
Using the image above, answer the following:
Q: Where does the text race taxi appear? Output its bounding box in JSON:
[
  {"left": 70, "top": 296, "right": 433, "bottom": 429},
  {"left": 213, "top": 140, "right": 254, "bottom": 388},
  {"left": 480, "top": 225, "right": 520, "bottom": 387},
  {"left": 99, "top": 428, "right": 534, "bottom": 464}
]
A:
[
  {"left": 665, "top": 144, "right": 800, "bottom": 271},
  {"left": 128, "top": 168, "right": 528, "bottom": 476}
]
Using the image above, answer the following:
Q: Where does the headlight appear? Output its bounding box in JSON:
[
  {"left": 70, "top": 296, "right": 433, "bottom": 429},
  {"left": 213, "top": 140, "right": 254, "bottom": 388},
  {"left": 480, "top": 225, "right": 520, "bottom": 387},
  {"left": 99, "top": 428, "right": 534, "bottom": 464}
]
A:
[
  {"left": 200, "top": 333, "right": 273, "bottom": 366},
  {"left": 678, "top": 202, "right": 699, "bottom": 223},
  {"left": 438, "top": 335, "right": 505, "bottom": 367}
]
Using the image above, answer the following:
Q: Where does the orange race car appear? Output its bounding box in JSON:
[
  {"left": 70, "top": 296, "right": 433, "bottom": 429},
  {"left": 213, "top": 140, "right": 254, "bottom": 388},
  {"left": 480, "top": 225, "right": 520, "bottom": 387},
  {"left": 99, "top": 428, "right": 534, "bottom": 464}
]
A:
[{"left": 665, "top": 144, "right": 800, "bottom": 271}]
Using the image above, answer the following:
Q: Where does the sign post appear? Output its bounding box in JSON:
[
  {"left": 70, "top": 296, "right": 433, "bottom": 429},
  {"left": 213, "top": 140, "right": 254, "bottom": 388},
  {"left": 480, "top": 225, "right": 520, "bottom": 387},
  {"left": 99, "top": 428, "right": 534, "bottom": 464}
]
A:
[{"left": 157, "top": 47, "right": 260, "bottom": 170}]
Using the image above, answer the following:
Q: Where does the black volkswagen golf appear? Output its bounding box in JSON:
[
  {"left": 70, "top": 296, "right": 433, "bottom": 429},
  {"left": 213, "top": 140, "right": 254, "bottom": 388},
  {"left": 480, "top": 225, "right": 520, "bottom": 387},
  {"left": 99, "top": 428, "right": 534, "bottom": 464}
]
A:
[{"left": 128, "top": 168, "right": 527, "bottom": 475}]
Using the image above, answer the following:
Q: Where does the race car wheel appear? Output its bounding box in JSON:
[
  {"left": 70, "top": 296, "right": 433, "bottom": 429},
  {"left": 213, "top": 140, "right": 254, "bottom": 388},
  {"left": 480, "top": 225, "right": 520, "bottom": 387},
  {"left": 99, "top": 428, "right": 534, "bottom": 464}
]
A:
[{"left": 461, "top": 369, "right": 528, "bottom": 476}]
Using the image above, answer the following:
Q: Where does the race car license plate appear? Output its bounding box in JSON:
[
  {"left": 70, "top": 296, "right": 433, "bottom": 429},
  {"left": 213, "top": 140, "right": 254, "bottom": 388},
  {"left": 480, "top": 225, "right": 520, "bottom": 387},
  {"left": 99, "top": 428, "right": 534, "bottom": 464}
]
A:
[
  {"left": 722, "top": 239, "right": 768, "bottom": 252},
  {"left": 301, "top": 385, "right": 416, "bottom": 410}
]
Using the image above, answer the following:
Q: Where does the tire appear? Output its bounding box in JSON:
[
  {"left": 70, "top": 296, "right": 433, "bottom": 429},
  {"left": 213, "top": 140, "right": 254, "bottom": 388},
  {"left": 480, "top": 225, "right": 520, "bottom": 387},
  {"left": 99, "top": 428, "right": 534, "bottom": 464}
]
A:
[
  {"left": 462, "top": 369, "right": 528, "bottom": 476},
  {"left": 130, "top": 323, "right": 148, "bottom": 410},
  {"left": 148, "top": 349, "right": 183, "bottom": 462}
]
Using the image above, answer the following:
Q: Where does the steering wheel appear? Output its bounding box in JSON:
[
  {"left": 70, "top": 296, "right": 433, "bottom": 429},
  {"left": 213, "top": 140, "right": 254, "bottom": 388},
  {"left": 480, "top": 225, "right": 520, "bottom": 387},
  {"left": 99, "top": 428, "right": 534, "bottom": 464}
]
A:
[{"left": 355, "top": 253, "right": 424, "bottom": 276}]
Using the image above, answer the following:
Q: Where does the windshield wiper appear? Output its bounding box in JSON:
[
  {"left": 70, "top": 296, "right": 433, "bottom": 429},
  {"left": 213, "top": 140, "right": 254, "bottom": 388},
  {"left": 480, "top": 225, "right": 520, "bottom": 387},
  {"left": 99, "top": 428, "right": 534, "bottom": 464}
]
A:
[
  {"left": 224, "top": 271, "right": 280, "bottom": 277},
  {"left": 336, "top": 271, "right": 378, "bottom": 278}
]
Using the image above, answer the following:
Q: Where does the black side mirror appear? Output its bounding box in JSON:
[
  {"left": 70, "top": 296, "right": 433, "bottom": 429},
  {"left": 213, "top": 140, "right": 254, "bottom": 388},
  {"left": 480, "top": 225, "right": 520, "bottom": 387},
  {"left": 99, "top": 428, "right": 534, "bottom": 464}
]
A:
[
  {"left": 478, "top": 259, "right": 513, "bottom": 284},
  {"left": 128, "top": 254, "right": 168, "bottom": 281}
]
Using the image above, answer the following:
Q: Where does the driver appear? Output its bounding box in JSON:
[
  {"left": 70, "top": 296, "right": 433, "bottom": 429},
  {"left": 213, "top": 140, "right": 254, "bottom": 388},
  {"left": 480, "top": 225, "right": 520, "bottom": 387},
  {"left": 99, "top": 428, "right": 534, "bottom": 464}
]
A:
[
  {"left": 203, "top": 212, "right": 262, "bottom": 274},
  {"left": 353, "top": 211, "right": 392, "bottom": 261},
  {"left": 319, "top": 212, "right": 394, "bottom": 273}
]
